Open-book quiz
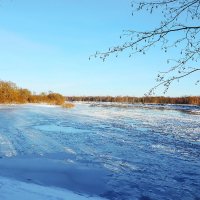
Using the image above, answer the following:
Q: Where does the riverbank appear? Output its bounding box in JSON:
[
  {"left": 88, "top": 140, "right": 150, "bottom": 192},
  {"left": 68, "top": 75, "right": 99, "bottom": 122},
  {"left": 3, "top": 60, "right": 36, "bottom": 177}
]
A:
[
  {"left": 0, "top": 80, "right": 75, "bottom": 108},
  {"left": 66, "top": 96, "right": 200, "bottom": 105},
  {"left": 0, "top": 102, "right": 75, "bottom": 109}
]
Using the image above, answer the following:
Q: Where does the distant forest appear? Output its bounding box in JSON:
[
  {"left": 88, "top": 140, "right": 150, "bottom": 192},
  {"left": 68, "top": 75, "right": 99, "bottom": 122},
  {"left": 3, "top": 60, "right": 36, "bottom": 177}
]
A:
[
  {"left": 66, "top": 96, "right": 200, "bottom": 105},
  {"left": 0, "top": 81, "right": 73, "bottom": 107},
  {"left": 1, "top": 80, "right": 199, "bottom": 105}
]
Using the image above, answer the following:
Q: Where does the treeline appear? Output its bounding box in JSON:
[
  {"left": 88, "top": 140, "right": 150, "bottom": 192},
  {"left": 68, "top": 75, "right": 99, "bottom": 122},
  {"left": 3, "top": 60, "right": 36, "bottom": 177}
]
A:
[
  {"left": 66, "top": 96, "right": 200, "bottom": 105},
  {"left": 0, "top": 81, "right": 66, "bottom": 105}
]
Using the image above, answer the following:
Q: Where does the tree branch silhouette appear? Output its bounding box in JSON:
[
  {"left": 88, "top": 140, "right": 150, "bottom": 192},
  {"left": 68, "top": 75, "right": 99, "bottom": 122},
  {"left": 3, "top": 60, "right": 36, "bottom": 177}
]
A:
[{"left": 91, "top": 0, "right": 200, "bottom": 95}]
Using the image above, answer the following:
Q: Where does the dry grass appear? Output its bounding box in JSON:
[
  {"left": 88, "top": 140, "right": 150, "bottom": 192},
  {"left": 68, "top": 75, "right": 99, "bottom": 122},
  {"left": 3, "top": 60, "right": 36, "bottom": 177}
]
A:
[{"left": 62, "top": 102, "right": 75, "bottom": 109}]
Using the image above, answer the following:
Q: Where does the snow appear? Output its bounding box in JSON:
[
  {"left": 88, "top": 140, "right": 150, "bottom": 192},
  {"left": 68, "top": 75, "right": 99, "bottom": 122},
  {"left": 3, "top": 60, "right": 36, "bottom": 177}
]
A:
[
  {"left": 0, "top": 103, "right": 199, "bottom": 200},
  {"left": 0, "top": 156, "right": 108, "bottom": 196},
  {"left": 0, "top": 176, "right": 105, "bottom": 200}
]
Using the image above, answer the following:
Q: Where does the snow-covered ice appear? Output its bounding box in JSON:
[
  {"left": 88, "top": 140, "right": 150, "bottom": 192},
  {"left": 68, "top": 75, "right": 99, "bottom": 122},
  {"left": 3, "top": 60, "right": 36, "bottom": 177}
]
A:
[
  {"left": 0, "top": 103, "right": 199, "bottom": 200},
  {"left": 0, "top": 176, "right": 105, "bottom": 200}
]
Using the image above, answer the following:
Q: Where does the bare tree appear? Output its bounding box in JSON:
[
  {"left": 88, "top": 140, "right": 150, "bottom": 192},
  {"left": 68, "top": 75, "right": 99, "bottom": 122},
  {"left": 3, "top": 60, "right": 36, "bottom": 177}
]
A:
[{"left": 91, "top": 0, "right": 200, "bottom": 95}]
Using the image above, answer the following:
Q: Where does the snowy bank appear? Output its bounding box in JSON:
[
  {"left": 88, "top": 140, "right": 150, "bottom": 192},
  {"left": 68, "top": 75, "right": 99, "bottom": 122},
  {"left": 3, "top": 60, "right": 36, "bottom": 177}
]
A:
[{"left": 0, "top": 176, "right": 106, "bottom": 200}]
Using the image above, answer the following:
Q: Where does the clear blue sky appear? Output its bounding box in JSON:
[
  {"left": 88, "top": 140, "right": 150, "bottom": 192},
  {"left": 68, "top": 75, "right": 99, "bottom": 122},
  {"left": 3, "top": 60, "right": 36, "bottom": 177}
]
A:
[{"left": 0, "top": 0, "right": 199, "bottom": 96}]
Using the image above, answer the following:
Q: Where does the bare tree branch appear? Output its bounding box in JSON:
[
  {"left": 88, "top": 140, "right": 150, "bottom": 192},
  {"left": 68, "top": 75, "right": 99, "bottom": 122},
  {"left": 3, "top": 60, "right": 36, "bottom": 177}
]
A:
[{"left": 91, "top": 0, "right": 200, "bottom": 95}]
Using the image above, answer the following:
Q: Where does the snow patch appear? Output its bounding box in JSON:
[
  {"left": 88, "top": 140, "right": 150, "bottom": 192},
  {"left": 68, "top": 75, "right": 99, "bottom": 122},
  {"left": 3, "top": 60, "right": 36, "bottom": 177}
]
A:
[{"left": 0, "top": 176, "right": 106, "bottom": 200}]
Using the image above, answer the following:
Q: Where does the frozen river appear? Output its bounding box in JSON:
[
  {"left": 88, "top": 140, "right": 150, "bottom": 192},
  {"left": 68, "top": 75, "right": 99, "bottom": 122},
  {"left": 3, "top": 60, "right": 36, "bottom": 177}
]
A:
[{"left": 0, "top": 103, "right": 199, "bottom": 200}]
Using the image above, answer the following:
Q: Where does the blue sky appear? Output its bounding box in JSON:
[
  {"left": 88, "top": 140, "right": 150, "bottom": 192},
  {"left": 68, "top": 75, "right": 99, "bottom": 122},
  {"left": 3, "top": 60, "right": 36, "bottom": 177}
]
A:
[{"left": 0, "top": 0, "right": 199, "bottom": 96}]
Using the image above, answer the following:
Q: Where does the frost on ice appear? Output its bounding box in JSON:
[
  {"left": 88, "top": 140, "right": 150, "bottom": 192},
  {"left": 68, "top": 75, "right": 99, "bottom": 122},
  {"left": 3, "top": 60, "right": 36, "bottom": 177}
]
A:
[{"left": 0, "top": 103, "right": 199, "bottom": 200}]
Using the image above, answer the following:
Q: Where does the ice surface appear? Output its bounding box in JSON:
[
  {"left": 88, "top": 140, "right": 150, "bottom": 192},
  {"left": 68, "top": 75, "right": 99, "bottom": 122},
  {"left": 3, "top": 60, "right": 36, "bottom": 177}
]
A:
[{"left": 0, "top": 103, "right": 199, "bottom": 200}]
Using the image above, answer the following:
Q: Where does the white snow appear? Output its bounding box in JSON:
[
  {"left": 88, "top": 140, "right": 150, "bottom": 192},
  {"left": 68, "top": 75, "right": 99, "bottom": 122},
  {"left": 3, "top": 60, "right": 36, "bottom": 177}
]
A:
[
  {"left": 0, "top": 103, "right": 199, "bottom": 200},
  {"left": 0, "top": 176, "right": 106, "bottom": 200}
]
